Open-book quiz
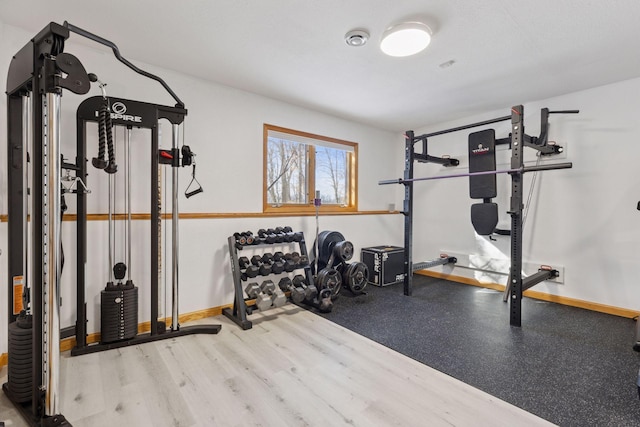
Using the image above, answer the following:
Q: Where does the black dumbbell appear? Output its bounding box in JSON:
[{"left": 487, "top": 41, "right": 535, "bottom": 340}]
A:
[
  {"left": 261, "top": 253, "right": 274, "bottom": 264},
  {"left": 233, "top": 232, "right": 247, "bottom": 245},
  {"left": 258, "top": 229, "right": 277, "bottom": 244},
  {"left": 292, "top": 232, "right": 303, "bottom": 242},
  {"left": 242, "top": 231, "right": 255, "bottom": 245},
  {"left": 275, "top": 226, "right": 294, "bottom": 242},
  {"left": 285, "top": 252, "right": 301, "bottom": 264},
  {"left": 271, "top": 260, "right": 285, "bottom": 274},
  {"left": 267, "top": 228, "right": 284, "bottom": 243},
  {"left": 283, "top": 226, "right": 297, "bottom": 242},
  {"left": 284, "top": 259, "right": 296, "bottom": 272},
  {"left": 259, "top": 263, "right": 272, "bottom": 276},
  {"left": 297, "top": 255, "right": 309, "bottom": 267},
  {"left": 273, "top": 251, "right": 285, "bottom": 262},
  {"left": 278, "top": 277, "right": 305, "bottom": 303},
  {"left": 251, "top": 255, "right": 262, "bottom": 266},
  {"left": 245, "top": 265, "right": 259, "bottom": 278},
  {"left": 238, "top": 256, "right": 250, "bottom": 269}
]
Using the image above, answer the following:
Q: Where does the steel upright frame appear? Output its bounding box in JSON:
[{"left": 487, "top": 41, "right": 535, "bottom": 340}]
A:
[{"left": 4, "top": 22, "right": 81, "bottom": 427}]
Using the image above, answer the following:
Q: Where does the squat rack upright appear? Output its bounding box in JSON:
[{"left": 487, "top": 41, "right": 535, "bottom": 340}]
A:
[{"left": 381, "top": 105, "right": 577, "bottom": 326}]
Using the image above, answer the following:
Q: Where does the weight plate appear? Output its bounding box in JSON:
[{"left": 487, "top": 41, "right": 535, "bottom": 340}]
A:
[
  {"left": 8, "top": 364, "right": 32, "bottom": 372},
  {"left": 344, "top": 262, "right": 369, "bottom": 294},
  {"left": 314, "top": 231, "right": 345, "bottom": 270},
  {"left": 334, "top": 241, "right": 354, "bottom": 262},
  {"left": 9, "top": 321, "right": 32, "bottom": 335},
  {"left": 7, "top": 373, "right": 33, "bottom": 382},
  {"left": 317, "top": 268, "right": 342, "bottom": 298}
]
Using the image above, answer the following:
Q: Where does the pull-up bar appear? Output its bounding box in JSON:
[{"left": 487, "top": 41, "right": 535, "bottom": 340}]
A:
[
  {"left": 64, "top": 22, "right": 185, "bottom": 108},
  {"left": 417, "top": 114, "right": 512, "bottom": 139},
  {"left": 413, "top": 109, "right": 579, "bottom": 141},
  {"left": 379, "top": 161, "right": 573, "bottom": 186}
]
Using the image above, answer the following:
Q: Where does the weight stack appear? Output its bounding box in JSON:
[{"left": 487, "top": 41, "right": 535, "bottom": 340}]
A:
[
  {"left": 7, "top": 313, "right": 33, "bottom": 403},
  {"left": 100, "top": 285, "right": 138, "bottom": 344}
]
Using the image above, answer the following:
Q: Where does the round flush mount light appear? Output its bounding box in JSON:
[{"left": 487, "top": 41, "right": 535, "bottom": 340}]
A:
[
  {"left": 345, "top": 29, "right": 369, "bottom": 47},
  {"left": 380, "top": 22, "right": 432, "bottom": 57}
]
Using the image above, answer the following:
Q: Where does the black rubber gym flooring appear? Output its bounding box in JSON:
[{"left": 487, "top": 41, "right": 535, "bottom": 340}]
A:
[{"left": 318, "top": 275, "right": 640, "bottom": 426}]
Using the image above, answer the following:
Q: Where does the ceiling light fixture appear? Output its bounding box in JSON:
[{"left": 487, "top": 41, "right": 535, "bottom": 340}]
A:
[
  {"left": 345, "top": 29, "right": 369, "bottom": 47},
  {"left": 380, "top": 22, "right": 432, "bottom": 57}
]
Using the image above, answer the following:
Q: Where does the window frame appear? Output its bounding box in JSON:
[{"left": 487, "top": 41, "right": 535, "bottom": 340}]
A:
[{"left": 263, "top": 124, "right": 358, "bottom": 214}]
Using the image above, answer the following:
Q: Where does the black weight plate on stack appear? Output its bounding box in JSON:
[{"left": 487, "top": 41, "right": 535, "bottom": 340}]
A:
[
  {"left": 315, "top": 231, "right": 345, "bottom": 270},
  {"left": 334, "top": 241, "right": 354, "bottom": 262},
  {"left": 101, "top": 287, "right": 138, "bottom": 343},
  {"left": 8, "top": 320, "right": 33, "bottom": 403}
]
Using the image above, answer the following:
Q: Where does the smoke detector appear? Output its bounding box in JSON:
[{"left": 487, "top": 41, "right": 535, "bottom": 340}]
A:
[{"left": 345, "top": 29, "right": 369, "bottom": 47}]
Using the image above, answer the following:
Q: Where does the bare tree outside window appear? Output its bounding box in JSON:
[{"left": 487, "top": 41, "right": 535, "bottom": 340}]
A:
[
  {"left": 264, "top": 124, "right": 357, "bottom": 212},
  {"left": 266, "top": 138, "right": 307, "bottom": 205},
  {"left": 315, "top": 147, "right": 347, "bottom": 205}
]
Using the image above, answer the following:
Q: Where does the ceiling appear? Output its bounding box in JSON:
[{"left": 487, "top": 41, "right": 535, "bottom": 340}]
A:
[{"left": 1, "top": 0, "right": 639, "bottom": 132}]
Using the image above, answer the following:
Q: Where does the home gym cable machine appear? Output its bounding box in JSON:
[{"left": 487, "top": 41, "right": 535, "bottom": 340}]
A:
[
  {"left": 380, "top": 105, "right": 578, "bottom": 326},
  {"left": 69, "top": 94, "right": 219, "bottom": 356},
  {"left": 4, "top": 22, "right": 218, "bottom": 426}
]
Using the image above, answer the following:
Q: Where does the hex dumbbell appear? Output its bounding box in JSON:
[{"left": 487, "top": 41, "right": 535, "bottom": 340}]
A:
[
  {"left": 285, "top": 252, "right": 301, "bottom": 264},
  {"left": 278, "top": 277, "right": 305, "bottom": 303},
  {"left": 266, "top": 228, "right": 284, "bottom": 243},
  {"left": 297, "top": 255, "right": 309, "bottom": 267},
  {"left": 260, "top": 252, "right": 285, "bottom": 274},
  {"left": 261, "top": 253, "right": 274, "bottom": 264},
  {"left": 292, "top": 274, "right": 317, "bottom": 302},
  {"left": 258, "top": 228, "right": 277, "bottom": 244},
  {"left": 242, "top": 231, "right": 255, "bottom": 245},
  {"left": 245, "top": 282, "right": 272, "bottom": 311},
  {"left": 238, "top": 256, "right": 259, "bottom": 279},
  {"left": 281, "top": 226, "right": 296, "bottom": 242},
  {"left": 271, "top": 260, "right": 285, "bottom": 274},
  {"left": 245, "top": 265, "right": 259, "bottom": 278},
  {"left": 261, "top": 280, "right": 287, "bottom": 308},
  {"left": 275, "top": 226, "right": 294, "bottom": 243},
  {"left": 233, "top": 232, "right": 247, "bottom": 245},
  {"left": 283, "top": 258, "right": 296, "bottom": 272},
  {"left": 238, "top": 256, "right": 250, "bottom": 269}
]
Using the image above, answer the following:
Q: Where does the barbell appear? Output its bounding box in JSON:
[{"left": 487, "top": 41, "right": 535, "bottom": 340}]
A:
[{"left": 379, "top": 162, "right": 572, "bottom": 186}]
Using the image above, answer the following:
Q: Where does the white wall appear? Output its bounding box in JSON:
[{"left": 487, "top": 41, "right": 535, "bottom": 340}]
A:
[
  {"left": 408, "top": 77, "right": 640, "bottom": 311},
  {"left": 0, "top": 22, "right": 403, "bottom": 354}
]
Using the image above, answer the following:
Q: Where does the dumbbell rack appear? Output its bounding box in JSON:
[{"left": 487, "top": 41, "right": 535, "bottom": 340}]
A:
[{"left": 223, "top": 231, "right": 315, "bottom": 330}]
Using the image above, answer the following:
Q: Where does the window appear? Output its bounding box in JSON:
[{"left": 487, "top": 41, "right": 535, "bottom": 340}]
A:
[{"left": 264, "top": 124, "right": 357, "bottom": 213}]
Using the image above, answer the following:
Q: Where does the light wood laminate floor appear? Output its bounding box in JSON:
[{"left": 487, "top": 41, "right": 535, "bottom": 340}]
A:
[{"left": 1, "top": 305, "right": 554, "bottom": 426}]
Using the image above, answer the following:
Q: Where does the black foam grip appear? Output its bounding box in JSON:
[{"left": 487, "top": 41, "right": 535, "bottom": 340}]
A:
[
  {"left": 105, "top": 104, "right": 117, "bottom": 173},
  {"left": 96, "top": 108, "right": 107, "bottom": 160},
  {"left": 185, "top": 187, "right": 203, "bottom": 198}
]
